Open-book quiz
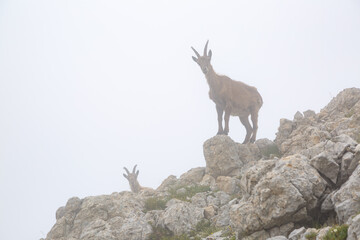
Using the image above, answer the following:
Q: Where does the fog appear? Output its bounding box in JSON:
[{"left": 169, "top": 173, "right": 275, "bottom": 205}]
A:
[{"left": 0, "top": 1, "right": 359, "bottom": 239}]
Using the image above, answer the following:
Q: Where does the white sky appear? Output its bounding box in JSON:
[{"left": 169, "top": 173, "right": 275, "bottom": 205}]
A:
[{"left": 0, "top": 1, "right": 359, "bottom": 239}]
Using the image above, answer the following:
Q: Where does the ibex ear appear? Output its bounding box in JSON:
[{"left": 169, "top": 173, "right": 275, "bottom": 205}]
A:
[
  {"left": 123, "top": 174, "right": 128, "bottom": 179},
  {"left": 208, "top": 50, "right": 212, "bottom": 60},
  {"left": 192, "top": 56, "right": 198, "bottom": 63}
]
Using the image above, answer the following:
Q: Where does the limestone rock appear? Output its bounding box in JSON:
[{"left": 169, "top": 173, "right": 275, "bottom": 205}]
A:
[
  {"left": 240, "top": 159, "right": 276, "bottom": 196},
  {"left": 191, "top": 192, "right": 208, "bottom": 208},
  {"left": 316, "top": 227, "right": 331, "bottom": 240},
  {"left": 204, "top": 205, "right": 217, "bottom": 219},
  {"left": 294, "top": 111, "right": 303, "bottom": 121},
  {"left": 46, "top": 192, "right": 151, "bottom": 240},
  {"left": 288, "top": 227, "right": 305, "bottom": 240},
  {"left": 347, "top": 214, "right": 360, "bottom": 240},
  {"left": 266, "top": 237, "right": 288, "bottom": 240},
  {"left": 310, "top": 152, "right": 339, "bottom": 184},
  {"left": 276, "top": 88, "right": 360, "bottom": 156},
  {"left": 268, "top": 222, "right": 294, "bottom": 238},
  {"left": 178, "top": 167, "right": 206, "bottom": 185},
  {"left": 216, "top": 176, "right": 240, "bottom": 195},
  {"left": 200, "top": 174, "right": 217, "bottom": 190},
  {"left": 243, "top": 230, "right": 270, "bottom": 240},
  {"left": 332, "top": 164, "right": 360, "bottom": 223},
  {"left": 158, "top": 201, "right": 204, "bottom": 235},
  {"left": 230, "top": 154, "right": 326, "bottom": 236},
  {"left": 156, "top": 175, "right": 178, "bottom": 192},
  {"left": 203, "top": 135, "right": 243, "bottom": 177}
]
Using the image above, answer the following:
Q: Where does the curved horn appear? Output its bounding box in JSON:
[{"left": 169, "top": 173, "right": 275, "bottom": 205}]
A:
[
  {"left": 124, "top": 167, "right": 130, "bottom": 175},
  {"left": 132, "top": 165, "right": 138, "bottom": 173},
  {"left": 203, "top": 40, "right": 209, "bottom": 56},
  {"left": 191, "top": 47, "right": 200, "bottom": 58}
]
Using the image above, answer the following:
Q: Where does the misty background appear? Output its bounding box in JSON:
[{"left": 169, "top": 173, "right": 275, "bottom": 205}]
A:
[{"left": 0, "top": 1, "right": 359, "bottom": 239}]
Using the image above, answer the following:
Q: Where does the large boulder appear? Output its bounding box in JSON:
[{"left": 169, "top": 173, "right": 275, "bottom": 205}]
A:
[
  {"left": 230, "top": 154, "right": 327, "bottom": 236},
  {"left": 203, "top": 135, "right": 243, "bottom": 178},
  {"left": 157, "top": 201, "right": 204, "bottom": 235},
  {"left": 203, "top": 135, "right": 277, "bottom": 178}
]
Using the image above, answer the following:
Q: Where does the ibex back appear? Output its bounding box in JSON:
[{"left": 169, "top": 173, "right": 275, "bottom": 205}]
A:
[{"left": 191, "top": 41, "right": 263, "bottom": 144}]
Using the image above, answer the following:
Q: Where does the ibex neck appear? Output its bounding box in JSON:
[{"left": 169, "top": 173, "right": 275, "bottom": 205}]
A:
[
  {"left": 130, "top": 181, "right": 142, "bottom": 193},
  {"left": 205, "top": 66, "right": 220, "bottom": 88}
]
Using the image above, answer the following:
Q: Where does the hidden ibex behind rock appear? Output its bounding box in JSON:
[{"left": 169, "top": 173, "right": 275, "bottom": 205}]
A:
[
  {"left": 123, "top": 165, "right": 142, "bottom": 193},
  {"left": 191, "top": 41, "right": 263, "bottom": 143}
]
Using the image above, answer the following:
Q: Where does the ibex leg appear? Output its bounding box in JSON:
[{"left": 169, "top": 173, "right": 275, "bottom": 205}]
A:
[
  {"left": 240, "top": 116, "right": 252, "bottom": 144},
  {"left": 216, "top": 105, "right": 224, "bottom": 135},
  {"left": 250, "top": 111, "right": 259, "bottom": 143},
  {"left": 223, "top": 106, "right": 231, "bottom": 135}
]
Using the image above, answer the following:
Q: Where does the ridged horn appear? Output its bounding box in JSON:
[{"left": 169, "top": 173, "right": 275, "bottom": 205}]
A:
[
  {"left": 203, "top": 40, "right": 209, "bottom": 56},
  {"left": 124, "top": 167, "right": 130, "bottom": 175},
  {"left": 191, "top": 47, "right": 200, "bottom": 58},
  {"left": 132, "top": 165, "right": 138, "bottom": 173}
]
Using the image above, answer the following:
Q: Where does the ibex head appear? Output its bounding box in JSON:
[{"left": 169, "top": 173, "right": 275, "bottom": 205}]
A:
[
  {"left": 123, "top": 165, "right": 141, "bottom": 193},
  {"left": 191, "top": 40, "right": 212, "bottom": 74}
]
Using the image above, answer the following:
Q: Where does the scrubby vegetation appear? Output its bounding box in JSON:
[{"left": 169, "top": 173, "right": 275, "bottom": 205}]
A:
[
  {"left": 148, "top": 221, "right": 236, "bottom": 240},
  {"left": 144, "top": 184, "right": 211, "bottom": 212},
  {"left": 168, "top": 185, "right": 211, "bottom": 202},
  {"left": 144, "top": 197, "right": 167, "bottom": 212},
  {"left": 148, "top": 225, "right": 190, "bottom": 240},
  {"left": 189, "top": 220, "right": 220, "bottom": 239},
  {"left": 260, "top": 144, "right": 281, "bottom": 158},
  {"left": 305, "top": 231, "right": 317, "bottom": 240},
  {"left": 323, "top": 225, "right": 348, "bottom": 240}
]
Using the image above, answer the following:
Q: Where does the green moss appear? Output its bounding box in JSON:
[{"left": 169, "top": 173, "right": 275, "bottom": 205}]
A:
[
  {"left": 144, "top": 197, "right": 167, "bottom": 213},
  {"left": 323, "top": 225, "right": 348, "bottom": 240},
  {"left": 305, "top": 231, "right": 317, "bottom": 240},
  {"left": 168, "top": 185, "right": 211, "bottom": 202}
]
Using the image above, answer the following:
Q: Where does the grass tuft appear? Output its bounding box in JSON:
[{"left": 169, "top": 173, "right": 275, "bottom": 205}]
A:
[
  {"left": 305, "top": 231, "right": 317, "bottom": 240},
  {"left": 323, "top": 225, "right": 348, "bottom": 240},
  {"left": 168, "top": 185, "right": 211, "bottom": 202},
  {"left": 144, "top": 197, "right": 167, "bottom": 213}
]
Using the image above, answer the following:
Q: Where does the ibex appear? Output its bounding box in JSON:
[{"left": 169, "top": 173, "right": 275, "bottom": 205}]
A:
[
  {"left": 123, "top": 165, "right": 142, "bottom": 193},
  {"left": 191, "top": 41, "right": 263, "bottom": 144}
]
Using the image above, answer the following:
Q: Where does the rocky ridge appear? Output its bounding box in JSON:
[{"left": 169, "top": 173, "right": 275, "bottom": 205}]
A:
[{"left": 44, "top": 88, "right": 360, "bottom": 240}]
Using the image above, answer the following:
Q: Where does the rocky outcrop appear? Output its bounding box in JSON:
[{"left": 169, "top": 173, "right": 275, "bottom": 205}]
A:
[
  {"left": 44, "top": 88, "right": 360, "bottom": 240},
  {"left": 203, "top": 135, "right": 279, "bottom": 178},
  {"left": 46, "top": 192, "right": 152, "bottom": 240},
  {"left": 203, "top": 135, "right": 244, "bottom": 178},
  {"left": 231, "top": 154, "right": 327, "bottom": 236},
  {"left": 276, "top": 88, "right": 360, "bottom": 157}
]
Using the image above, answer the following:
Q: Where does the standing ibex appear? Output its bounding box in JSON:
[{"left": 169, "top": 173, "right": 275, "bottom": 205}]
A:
[
  {"left": 123, "top": 165, "right": 142, "bottom": 193},
  {"left": 191, "top": 41, "right": 263, "bottom": 144}
]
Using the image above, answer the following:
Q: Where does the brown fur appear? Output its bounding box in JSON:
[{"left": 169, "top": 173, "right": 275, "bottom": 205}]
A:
[{"left": 192, "top": 41, "right": 263, "bottom": 144}]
